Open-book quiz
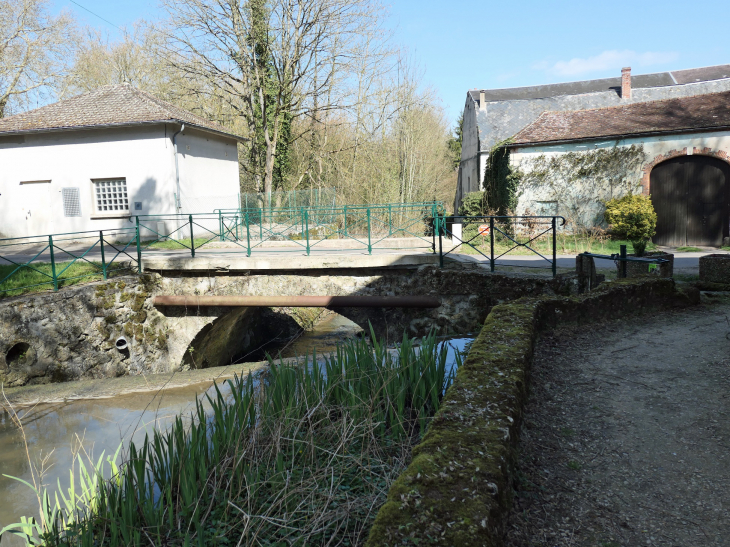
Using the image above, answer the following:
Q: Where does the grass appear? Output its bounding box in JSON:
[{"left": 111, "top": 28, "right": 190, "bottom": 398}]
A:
[
  {"left": 0, "top": 261, "right": 133, "bottom": 298},
  {"left": 4, "top": 329, "right": 459, "bottom": 546},
  {"left": 458, "top": 233, "right": 657, "bottom": 257},
  {"left": 675, "top": 246, "right": 703, "bottom": 252},
  {"left": 142, "top": 237, "right": 215, "bottom": 250}
]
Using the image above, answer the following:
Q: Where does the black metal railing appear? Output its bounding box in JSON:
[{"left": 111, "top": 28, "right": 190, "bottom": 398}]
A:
[{"left": 435, "top": 215, "right": 567, "bottom": 276}]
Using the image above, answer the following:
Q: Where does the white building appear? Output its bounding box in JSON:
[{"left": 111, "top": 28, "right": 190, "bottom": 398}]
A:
[{"left": 0, "top": 84, "right": 243, "bottom": 239}]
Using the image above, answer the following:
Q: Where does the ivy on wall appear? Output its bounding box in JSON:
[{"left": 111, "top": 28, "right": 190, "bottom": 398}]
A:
[
  {"left": 511, "top": 144, "right": 647, "bottom": 230},
  {"left": 482, "top": 139, "right": 518, "bottom": 214}
]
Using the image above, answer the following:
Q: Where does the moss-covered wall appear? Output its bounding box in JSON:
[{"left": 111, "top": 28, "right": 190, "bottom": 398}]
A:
[{"left": 365, "top": 278, "right": 698, "bottom": 546}]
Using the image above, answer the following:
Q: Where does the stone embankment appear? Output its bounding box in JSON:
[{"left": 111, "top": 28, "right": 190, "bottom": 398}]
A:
[
  {"left": 365, "top": 278, "right": 699, "bottom": 546},
  {"left": 0, "top": 265, "right": 576, "bottom": 387}
]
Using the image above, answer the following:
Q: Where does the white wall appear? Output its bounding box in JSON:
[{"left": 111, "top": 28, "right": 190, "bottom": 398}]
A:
[
  {"left": 0, "top": 125, "right": 240, "bottom": 240},
  {"left": 176, "top": 129, "right": 240, "bottom": 213},
  {"left": 511, "top": 130, "right": 730, "bottom": 229}
]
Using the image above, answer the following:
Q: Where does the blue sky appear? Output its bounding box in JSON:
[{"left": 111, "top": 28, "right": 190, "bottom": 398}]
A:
[{"left": 57, "top": 0, "right": 730, "bottom": 127}]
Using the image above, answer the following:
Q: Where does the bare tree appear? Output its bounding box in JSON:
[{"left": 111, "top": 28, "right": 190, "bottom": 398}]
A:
[
  {"left": 159, "top": 0, "right": 389, "bottom": 196},
  {"left": 62, "top": 24, "right": 162, "bottom": 95},
  {"left": 0, "top": 0, "right": 75, "bottom": 117}
]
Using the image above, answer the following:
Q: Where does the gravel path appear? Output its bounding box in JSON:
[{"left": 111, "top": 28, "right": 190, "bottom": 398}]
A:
[{"left": 506, "top": 296, "right": 730, "bottom": 547}]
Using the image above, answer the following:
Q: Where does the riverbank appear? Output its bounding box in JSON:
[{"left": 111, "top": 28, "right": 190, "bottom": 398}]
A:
[{"left": 1, "top": 360, "right": 268, "bottom": 407}]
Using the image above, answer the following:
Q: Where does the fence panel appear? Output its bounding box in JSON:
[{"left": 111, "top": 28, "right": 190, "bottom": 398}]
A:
[
  {"left": 438, "top": 215, "right": 566, "bottom": 276},
  {"left": 0, "top": 227, "right": 140, "bottom": 297}
]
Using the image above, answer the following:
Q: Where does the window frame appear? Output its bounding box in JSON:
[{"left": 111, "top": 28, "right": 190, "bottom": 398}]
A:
[{"left": 90, "top": 178, "right": 131, "bottom": 219}]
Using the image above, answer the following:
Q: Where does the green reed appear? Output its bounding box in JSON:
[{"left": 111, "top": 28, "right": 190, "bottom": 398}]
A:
[{"left": 3, "top": 328, "right": 458, "bottom": 546}]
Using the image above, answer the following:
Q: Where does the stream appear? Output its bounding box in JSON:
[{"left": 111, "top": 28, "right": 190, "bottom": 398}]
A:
[{"left": 0, "top": 314, "right": 472, "bottom": 545}]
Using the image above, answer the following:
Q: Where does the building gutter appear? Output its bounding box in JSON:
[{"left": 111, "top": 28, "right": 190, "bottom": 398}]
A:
[
  {"left": 172, "top": 123, "right": 185, "bottom": 213},
  {"left": 0, "top": 119, "right": 246, "bottom": 142}
]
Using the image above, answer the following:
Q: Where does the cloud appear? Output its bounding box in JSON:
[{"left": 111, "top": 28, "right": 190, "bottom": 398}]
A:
[{"left": 537, "top": 50, "right": 679, "bottom": 76}]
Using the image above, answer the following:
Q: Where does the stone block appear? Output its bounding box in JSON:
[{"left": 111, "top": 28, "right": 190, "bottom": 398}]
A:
[
  {"left": 623, "top": 252, "right": 673, "bottom": 279},
  {"left": 699, "top": 253, "right": 730, "bottom": 284}
]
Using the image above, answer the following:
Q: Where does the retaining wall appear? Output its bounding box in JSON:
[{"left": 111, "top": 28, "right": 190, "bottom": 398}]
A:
[{"left": 365, "top": 277, "right": 699, "bottom": 546}]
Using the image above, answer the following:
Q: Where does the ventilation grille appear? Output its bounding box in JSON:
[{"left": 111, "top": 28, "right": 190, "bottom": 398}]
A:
[{"left": 62, "top": 188, "right": 81, "bottom": 217}]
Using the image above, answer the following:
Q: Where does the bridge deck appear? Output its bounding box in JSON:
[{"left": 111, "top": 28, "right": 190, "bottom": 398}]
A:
[{"left": 142, "top": 250, "right": 439, "bottom": 272}]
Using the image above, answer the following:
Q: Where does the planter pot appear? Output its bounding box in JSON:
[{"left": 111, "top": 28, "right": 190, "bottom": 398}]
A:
[
  {"left": 699, "top": 254, "right": 730, "bottom": 284},
  {"left": 623, "top": 251, "right": 674, "bottom": 278}
]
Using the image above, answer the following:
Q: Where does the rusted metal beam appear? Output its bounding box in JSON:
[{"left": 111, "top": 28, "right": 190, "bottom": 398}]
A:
[{"left": 152, "top": 295, "right": 440, "bottom": 308}]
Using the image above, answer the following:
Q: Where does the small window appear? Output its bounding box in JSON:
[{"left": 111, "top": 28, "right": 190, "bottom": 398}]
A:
[
  {"left": 93, "top": 178, "right": 129, "bottom": 214},
  {"left": 62, "top": 188, "right": 81, "bottom": 217}
]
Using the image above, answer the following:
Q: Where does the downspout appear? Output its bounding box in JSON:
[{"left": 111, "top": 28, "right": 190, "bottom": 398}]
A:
[{"left": 172, "top": 123, "right": 185, "bottom": 212}]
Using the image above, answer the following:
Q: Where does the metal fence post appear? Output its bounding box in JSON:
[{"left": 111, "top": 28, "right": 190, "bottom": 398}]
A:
[
  {"left": 219, "top": 210, "right": 224, "bottom": 241},
  {"left": 552, "top": 217, "right": 557, "bottom": 278},
  {"left": 48, "top": 235, "right": 58, "bottom": 291},
  {"left": 259, "top": 207, "right": 263, "bottom": 240},
  {"left": 135, "top": 222, "right": 142, "bottom": 273},
  {"left": 619, "top": 244, "right": 627, "bottom": 279},
  {"left": 432, "top": 215, "right": 436, "bottom": 252},
  {"left": 304, "top": 209, "right": 310, "bottom": 256},
  {"left": 438, "top": 215, "right": 444, "bottom": 267},
  {"left": 99, "top": 230, "right": 107, "bottom": 280},
  {"left": 344, "top": 205, "right": 348, "bottom": 237},
  {"left": 388, "top": 204, "right": 392, "bottom": 236},
  {"left": 245, "top": 212, "right": 251, "bottom": 257},
  {"left": 490, "top": 216, "right": 495, "bottom": 272},
  {"left": 367, "top": 208, "right": 372, "bottom": 254},
  {"left": 189, "top": 214, "right": 195, "bottom": 258}
]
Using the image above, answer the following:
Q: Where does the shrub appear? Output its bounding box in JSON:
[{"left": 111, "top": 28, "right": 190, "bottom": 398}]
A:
[
  {"left": 604, "top": 193, "right": 657, "bottom": 256},
  {"left": 458, "top": 191, "right": 487, "bottom": 216}
]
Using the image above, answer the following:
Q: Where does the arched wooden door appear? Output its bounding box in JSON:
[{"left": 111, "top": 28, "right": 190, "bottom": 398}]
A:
[{"left": 650, "top": 156, "right": 730, "bottom": 246}]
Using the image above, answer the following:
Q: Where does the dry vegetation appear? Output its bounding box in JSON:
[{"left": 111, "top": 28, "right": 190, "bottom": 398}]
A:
[{"left": 0, "top": 0, "right": 457, "bottom": 208}]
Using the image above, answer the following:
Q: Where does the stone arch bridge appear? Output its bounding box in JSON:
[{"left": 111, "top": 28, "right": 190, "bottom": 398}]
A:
[{"left": 0, "top": 254, "right": 573, "bottom": 387}]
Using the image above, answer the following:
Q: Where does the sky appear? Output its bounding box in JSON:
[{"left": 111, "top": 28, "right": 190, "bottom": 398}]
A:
[{"left": 55, "top": 0, "right": 730, "bottom": 127}]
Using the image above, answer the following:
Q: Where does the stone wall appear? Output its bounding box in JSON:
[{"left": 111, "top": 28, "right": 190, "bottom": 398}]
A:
[
  {"left": 510, "top": 130, "right": 730, "bottom": 231},
  {"left": 0, "top": 265, "right": 577, "bottom": 387},
  {"left": 365, "top": 278, "right": 699, "bottom": 547}
]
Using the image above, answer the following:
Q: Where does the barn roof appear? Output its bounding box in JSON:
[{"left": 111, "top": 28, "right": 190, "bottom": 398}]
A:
[
  {"left": 0, "top": 84, "right": 243, "bottom": 140},
  {"left": 469, "top": 64, "right": 730, "bottom": 152},
  {"left": 511, "top": 90, "right": 730, "bottom": 145}
]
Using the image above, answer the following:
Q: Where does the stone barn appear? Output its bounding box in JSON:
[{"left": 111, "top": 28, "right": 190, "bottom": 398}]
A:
[{"left": 455, "top": 64, "right": 730, "bottom": 247}]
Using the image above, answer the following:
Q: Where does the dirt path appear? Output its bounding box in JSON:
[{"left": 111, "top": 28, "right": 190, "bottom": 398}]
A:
[{"left": 506, "top": 296, "right": 730, "bottom": 547}]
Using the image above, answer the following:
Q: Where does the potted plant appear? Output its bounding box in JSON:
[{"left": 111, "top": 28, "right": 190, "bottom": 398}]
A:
[{"left": 604, "top": 194, "right": 673, "bottom": 277}]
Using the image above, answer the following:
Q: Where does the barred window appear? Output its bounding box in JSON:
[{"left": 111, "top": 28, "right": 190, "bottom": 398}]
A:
[
  {"left": 62, "top": 188, "right": 81, "bottom": 217},
  {"left": 93, "top": 179, "right": 129, "bottom": 213}
]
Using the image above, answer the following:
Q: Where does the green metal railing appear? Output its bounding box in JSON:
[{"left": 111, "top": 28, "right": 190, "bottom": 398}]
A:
[
  {"left": 139, "top": 202, "right": 444, "bottom": 257},
  {"left": 0, "top": 203, "right": 443, "bottom": 296},
  {"left": 435, "top": 214, "right": 567, "bottom": 276},
  {"left": 0, "top": 227, "right": 141, "bottom": 296}
]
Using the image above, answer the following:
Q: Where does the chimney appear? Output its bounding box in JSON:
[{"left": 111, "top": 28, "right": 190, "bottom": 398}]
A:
[
  {"left": 479, "top": 90, "right": 486, "bottom": 111},
  {"left": 621, "top": 67, "right": 631, "bottom": 99}
]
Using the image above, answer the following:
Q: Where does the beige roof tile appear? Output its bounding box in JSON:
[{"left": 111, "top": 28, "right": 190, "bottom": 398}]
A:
[{"left": 0, "top": 84, "right": 243, "bottom": 139}]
